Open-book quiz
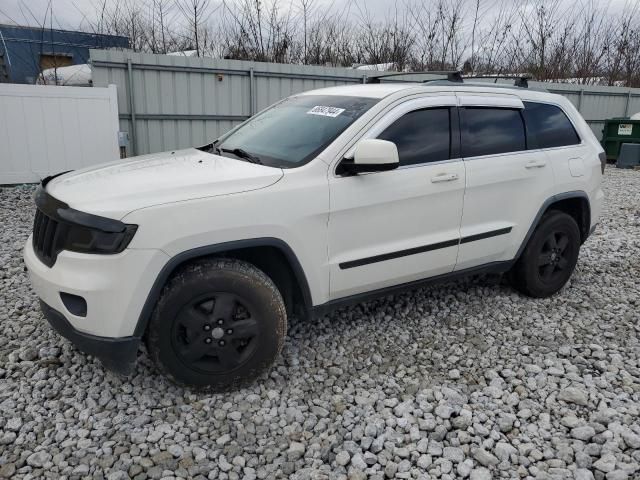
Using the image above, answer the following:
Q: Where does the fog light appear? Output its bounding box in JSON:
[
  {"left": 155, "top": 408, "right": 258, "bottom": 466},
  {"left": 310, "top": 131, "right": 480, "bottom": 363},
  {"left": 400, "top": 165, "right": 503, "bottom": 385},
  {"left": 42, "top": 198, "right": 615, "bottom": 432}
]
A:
[{"left": 60, "top": 292, "right": 87, "bottom": 317}]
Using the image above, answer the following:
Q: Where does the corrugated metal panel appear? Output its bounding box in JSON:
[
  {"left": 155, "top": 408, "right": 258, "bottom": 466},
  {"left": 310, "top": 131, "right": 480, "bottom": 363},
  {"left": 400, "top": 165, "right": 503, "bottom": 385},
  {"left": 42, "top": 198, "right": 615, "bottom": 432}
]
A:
[
  {"left": 90, "top": 49, "right": 640, "bottom": 155},
  {"left": 628, "top": 97, "right": 640, "bottom": 117},
  {"left": 90, "top": 49, "right": 366, "bottom": 155},
  {"left": 0, "top": 83, "right": 120, "bottom": 184}
]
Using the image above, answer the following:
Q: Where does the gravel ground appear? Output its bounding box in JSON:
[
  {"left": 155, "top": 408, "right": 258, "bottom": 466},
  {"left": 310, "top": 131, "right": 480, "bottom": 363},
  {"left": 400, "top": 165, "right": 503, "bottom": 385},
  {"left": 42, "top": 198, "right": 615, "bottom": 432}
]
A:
[{"left": 0, "top": 168, "right": 639, "bottom": 480}]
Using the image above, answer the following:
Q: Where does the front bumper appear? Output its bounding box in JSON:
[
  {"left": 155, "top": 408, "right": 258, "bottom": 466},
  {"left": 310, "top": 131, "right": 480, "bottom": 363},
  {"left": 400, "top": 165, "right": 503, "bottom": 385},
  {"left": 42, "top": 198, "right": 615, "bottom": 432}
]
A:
[
  {"left": 40, "top": 301, "right": 139, "bottom": 374},
  {"left": 24, "top": 237, "right": 169, "bottom": 373},
  {"left": 25, "top": 237, "right": 168, "bottom": 337}
]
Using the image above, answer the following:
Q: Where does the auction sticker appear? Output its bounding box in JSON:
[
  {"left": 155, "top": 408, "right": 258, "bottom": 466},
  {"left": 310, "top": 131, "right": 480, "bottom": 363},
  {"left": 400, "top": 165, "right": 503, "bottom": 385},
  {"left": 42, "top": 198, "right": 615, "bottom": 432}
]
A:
[
  {"left": 307, "top": 106, "right": 345, "bottom": 117},
  {"left": 618, "top": 123, "right": 633, "bottom": 135}
]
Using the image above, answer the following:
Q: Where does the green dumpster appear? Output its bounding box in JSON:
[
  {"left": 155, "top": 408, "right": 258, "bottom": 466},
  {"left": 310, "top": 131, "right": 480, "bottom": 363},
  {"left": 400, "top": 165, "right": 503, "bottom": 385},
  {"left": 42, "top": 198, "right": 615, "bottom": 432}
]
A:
[{"left": 601, "top": 118, "right": 640, "bottom": 161}]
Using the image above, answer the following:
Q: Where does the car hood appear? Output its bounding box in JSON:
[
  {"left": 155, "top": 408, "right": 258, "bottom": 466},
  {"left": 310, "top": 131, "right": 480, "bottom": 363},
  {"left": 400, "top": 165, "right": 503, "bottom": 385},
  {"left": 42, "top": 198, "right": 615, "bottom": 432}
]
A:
[{"left": 45, "top": 148, "right": 284, "bottom": 219}]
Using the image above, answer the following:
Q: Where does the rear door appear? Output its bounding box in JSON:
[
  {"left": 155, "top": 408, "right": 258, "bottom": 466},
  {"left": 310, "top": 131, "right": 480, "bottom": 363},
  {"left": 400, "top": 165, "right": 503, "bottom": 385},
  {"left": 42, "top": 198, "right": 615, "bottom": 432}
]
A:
[
  {"left": 521, "top": 100, "right": 591, "bottom": 190},
  {"left": 455, "top": 93, "right": 557, "bottom": 270}
]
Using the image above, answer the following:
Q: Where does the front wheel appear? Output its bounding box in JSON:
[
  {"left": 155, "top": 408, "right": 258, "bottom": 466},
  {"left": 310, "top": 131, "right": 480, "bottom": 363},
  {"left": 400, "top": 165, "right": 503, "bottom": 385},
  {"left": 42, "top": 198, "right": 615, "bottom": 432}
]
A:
[
  {"left": 146, "top": 258, "right": 287, "bottom": 390},
  {"left": 509, "top": 211, "right": 581, "bottom": 298}
]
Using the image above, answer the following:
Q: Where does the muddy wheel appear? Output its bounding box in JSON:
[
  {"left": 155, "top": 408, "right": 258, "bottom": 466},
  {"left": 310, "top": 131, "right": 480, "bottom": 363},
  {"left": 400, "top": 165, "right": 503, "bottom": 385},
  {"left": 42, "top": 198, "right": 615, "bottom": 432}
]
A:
[{"left": 147, "top": 258, "right": 286, "bottom": 390}]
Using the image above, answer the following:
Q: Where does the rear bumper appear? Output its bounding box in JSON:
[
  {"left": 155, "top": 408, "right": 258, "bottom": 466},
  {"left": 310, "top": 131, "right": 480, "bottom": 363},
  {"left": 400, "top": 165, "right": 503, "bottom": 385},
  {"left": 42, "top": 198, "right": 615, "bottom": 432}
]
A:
[{"left": 40, "top": 301, "right": 139, "bottom": 375}]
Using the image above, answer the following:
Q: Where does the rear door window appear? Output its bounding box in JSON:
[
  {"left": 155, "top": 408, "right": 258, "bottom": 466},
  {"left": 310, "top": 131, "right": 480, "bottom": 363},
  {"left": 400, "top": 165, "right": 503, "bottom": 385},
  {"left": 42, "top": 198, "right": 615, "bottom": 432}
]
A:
[
  {"left": 377, "top": 108, "right": 451, "bottom": 166},
  {"left": 523, "top": 102, "right": 581, "bottom": 149},
  {"left": 461, "top": 108, "right": 526, "bottom": 157}
]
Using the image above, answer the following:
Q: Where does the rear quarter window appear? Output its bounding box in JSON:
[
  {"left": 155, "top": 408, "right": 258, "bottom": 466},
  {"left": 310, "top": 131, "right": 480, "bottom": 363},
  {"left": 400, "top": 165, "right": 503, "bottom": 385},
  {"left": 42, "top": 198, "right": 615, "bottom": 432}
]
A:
[{"left": 523, "top": 102, "right": 581, "bottom": 149}]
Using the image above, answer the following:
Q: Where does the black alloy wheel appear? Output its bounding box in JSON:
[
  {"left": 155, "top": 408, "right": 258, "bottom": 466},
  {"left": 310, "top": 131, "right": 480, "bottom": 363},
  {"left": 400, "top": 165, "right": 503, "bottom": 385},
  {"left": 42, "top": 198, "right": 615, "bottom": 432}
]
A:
[
  {"left": 147, "top": 258, "right": 287, "bottom": 390},
  {"left": 172, "top": 292, "right": 260, "bottom": 373},
  {"left": 537, "top": 231, "right": 572, "bottom": 283},
  {"left": 509, "top": 210, "right": 581, "bottom": 298}
]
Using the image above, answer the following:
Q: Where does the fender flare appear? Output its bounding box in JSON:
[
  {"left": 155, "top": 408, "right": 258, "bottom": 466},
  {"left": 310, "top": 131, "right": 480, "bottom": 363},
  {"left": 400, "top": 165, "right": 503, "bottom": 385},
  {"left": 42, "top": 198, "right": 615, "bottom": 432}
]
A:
[
  {"left": 514, "top": 190, "right": 591, "bottom": 261},
  {"left": 132, "top": 237, "right": 313, "bottom": 337}
]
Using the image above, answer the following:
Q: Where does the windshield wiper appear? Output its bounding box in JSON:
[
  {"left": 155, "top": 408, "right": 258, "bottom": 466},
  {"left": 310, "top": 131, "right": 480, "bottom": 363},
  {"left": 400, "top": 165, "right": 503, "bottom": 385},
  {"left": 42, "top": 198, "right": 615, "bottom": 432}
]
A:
[
  {"left": 198, "top": 139, "right": 219, "bottom": 154},
  {"left": 221, "top": 147, "right": 263, "bottom": 164}
]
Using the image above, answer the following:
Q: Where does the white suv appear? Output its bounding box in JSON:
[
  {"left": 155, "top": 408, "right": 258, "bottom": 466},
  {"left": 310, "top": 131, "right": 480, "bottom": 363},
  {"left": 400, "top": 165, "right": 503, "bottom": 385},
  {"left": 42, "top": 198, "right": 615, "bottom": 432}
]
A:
[{"left": 24, "top": 79, "right": 605, "bottom": 390}]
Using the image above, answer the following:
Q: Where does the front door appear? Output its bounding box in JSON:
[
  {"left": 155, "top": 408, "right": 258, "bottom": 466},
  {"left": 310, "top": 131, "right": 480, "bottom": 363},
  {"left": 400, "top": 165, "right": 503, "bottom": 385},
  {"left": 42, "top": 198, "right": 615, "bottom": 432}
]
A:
[{"left": 327, "top": 96, "right": 466, "bottom": 300}]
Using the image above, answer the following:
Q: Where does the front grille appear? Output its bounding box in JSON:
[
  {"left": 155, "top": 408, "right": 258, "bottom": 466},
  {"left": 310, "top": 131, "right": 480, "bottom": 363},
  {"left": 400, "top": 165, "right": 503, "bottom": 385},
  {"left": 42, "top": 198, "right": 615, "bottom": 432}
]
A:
[{"left": 33, "top": 209, "right": 62, "bottom": 267}]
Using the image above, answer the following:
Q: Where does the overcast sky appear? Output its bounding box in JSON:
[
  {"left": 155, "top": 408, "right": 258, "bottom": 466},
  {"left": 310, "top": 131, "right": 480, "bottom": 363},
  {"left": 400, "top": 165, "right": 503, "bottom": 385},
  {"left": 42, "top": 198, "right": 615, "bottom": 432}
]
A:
[{"left": 0, "top": 0, "right": 634, "bottom": 32}]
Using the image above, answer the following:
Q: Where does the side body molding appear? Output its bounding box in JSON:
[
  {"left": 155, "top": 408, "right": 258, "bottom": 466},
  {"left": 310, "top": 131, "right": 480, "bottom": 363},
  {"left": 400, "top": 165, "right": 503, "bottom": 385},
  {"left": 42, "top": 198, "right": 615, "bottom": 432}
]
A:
[
  {"left": 133, "top": 237, "right": 314, "bottom": 337},
  {"left": 314, "top": 190, "right": 592, "bottom": 316}
]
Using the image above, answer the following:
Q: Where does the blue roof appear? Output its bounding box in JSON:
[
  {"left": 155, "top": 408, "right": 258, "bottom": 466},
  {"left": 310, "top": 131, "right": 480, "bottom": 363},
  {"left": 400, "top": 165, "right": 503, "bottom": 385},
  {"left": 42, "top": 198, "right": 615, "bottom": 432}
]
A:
[{"left": 0, "top": 24, "right": 129, "bottom": 84}]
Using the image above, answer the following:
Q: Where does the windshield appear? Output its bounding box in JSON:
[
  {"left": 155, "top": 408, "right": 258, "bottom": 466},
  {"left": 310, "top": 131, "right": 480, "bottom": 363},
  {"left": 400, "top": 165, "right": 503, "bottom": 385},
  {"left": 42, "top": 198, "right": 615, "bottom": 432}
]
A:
[{"left": 215, "top": 95, "right": 378, "bottom": 168}]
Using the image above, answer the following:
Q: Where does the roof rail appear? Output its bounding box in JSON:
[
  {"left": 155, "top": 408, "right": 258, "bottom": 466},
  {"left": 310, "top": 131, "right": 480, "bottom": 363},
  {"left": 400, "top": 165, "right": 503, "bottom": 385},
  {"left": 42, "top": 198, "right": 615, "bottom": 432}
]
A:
[
  {"left": 366, "top": 70, "right": 463, "bottom": 84},
  {"left": 462, "top": 74, "right": 533, "bottom": 88},
  {"left": 364, "top": 71, "right": 535, "bottom": 88}
]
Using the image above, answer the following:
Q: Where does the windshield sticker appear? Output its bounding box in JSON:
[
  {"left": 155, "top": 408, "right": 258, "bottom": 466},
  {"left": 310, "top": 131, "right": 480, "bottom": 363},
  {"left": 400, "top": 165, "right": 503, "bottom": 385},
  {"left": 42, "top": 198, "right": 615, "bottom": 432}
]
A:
[{"left": 307, "top": 106, "right": 346, "bottom": 117}]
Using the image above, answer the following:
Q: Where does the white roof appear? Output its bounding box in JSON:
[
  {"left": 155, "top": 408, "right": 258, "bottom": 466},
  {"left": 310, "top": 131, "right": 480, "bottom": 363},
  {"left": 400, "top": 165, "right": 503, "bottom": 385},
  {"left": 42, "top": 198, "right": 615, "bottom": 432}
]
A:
[
  {"left": 301, "top": 83, "right": 415, "bottom": 98},
  {"left": 353, "top": 63, "right": 395, "bottom": 71},
  {"left": 167, "top": 50, "right": 198, "bottom": 57},
  {"left": 298, "top": 82, "right": 564, "bottom": 104},
  {"left": 37, "top": 64, "right": 92, "bottom": 86}
]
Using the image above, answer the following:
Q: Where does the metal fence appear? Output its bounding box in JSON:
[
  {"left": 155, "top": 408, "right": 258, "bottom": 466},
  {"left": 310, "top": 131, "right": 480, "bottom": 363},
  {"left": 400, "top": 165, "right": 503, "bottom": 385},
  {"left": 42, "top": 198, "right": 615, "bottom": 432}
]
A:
[
  {"left": 90, "top": 49, "right": 640, "bottom": 156},
  {"left": 91, "top": 50, "right": 367, "bottom": 156}
]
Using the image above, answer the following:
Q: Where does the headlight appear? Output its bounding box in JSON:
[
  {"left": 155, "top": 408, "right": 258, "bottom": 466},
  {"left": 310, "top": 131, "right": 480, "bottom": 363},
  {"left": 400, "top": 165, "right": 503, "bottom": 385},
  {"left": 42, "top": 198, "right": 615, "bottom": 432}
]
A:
[
  {"left": 63, "top": 224, "right": 138, "bottom": 254},
  {"left": 33, "top": 185, "right": 138, "bottom": 267}
]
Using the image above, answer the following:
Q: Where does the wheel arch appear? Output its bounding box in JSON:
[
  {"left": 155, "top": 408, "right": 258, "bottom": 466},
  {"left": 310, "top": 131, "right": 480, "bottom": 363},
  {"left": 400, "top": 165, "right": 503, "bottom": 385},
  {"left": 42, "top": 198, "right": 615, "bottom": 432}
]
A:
[
  {"left": 514, "top": 191, "right": 591, "bottom": 261},
  {"left": 133, "top": 238, "right": 313, "bottom": 337}
]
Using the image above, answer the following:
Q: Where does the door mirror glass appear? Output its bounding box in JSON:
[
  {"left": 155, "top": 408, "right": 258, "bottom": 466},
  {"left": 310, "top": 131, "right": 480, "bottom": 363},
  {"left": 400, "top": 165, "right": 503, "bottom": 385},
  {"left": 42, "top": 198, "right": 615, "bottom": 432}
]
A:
[{"left": 341, "top": 139, "right": 399, "bottom": 174}]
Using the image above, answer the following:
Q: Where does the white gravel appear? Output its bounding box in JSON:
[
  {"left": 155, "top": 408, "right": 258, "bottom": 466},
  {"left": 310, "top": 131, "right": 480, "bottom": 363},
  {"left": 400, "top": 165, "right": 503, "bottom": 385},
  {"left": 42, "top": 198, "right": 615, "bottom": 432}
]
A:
[{"left": 0, "top": 167, "right": 639, "bottom": 480}]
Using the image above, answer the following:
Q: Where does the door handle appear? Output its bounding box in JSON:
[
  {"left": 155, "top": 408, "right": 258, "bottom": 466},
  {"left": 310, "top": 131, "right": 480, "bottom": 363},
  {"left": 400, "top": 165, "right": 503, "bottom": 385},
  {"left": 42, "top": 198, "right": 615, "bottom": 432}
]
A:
[
  {"left": 525, "top": 160, "right": 547, "bottom": 169},
  {"left": 431, "top": 173, "right": 459, "bottom": 183}
]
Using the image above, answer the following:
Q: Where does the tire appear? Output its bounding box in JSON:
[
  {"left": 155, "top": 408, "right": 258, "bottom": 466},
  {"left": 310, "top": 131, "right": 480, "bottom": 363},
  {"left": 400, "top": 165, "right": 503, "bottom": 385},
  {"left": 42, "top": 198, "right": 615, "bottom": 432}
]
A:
[
  {"left": 146, "top": 258, "right": 287, "bottom": 390},
  {"left": 509, "top": 210, "right": 581, "bottom": 298}
]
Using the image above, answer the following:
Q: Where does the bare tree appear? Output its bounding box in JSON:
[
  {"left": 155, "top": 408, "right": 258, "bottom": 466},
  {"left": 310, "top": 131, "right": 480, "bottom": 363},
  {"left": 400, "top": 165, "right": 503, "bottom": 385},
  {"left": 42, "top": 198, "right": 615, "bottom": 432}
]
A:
[
  {"left": 298, "top": 0, "right": 317, "bottom": 64},
  {"left": 468, "top": 1, "right": 518, "bottom": 75},
  {"left": 351, "top": 1, "right": 415, "bottom": 70},
  {"left": 218, "top": 0, "right": 296, "bottom": 62},
  {"left": 176, "top": 0, "right": 216, "bottom": 56},
  {"left": 61, "top": 0, "right": 640, "bottom": 87},
  {"left": 148, "top": 0, "right": 175, "bottom": 53},
  {"left": 601, "top": 2, "right": 640, "bottom": 87}
]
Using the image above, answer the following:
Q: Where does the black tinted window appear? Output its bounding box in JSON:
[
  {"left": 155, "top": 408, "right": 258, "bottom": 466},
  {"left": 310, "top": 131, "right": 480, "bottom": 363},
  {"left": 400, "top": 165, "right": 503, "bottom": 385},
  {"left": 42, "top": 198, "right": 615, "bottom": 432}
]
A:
[
  {"left": 378, "top": 108, "right": 450, "bottom": 165},
  {"left": 523, "top": 102, "right": 581, "bottom": 148},
  {"left": 462, "top": 108, "right": 526, "bottom": 157}
]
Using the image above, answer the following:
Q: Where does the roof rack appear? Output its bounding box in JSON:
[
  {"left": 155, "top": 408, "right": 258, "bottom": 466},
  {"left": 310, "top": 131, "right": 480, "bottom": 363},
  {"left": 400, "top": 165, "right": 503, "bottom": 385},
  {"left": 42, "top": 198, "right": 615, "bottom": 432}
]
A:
[
  {"left": 366, "top": 70, "right": 463, "bottom": 84},
  {"left": 365, "top": 71, "right": 536, "bottom": 89},
  {"left": 462, "top": 74, "right": 533, "bottom": 88}
]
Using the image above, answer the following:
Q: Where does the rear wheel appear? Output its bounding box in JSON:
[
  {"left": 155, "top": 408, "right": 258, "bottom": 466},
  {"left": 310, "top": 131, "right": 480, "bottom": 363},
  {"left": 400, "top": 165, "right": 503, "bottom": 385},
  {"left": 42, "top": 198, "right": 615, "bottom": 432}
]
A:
[
  {"left": 147, "top": 258, "right": 287, "bottom": 390},
  {"left": 509, "top": 211, "right": 581, "bottom": 298}
]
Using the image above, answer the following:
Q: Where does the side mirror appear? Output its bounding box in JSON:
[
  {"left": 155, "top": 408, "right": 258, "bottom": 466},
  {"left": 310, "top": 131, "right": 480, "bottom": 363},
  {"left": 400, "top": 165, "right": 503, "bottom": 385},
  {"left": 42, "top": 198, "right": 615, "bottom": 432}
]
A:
[{"left": 340, "top": 139, "right": 399, "bottom": 175}]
